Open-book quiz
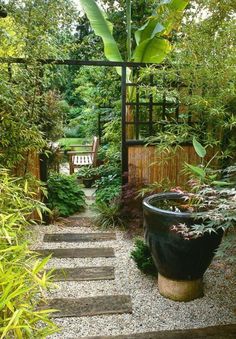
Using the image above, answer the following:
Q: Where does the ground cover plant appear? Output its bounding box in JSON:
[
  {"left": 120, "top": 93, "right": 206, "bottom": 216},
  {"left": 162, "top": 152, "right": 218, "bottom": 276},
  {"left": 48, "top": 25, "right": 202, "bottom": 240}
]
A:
[
  {"left": 0, "top": 168, "right": 58, "bottom": 338},
  {"left": 47, "top": 173, "right": 86, "bottom": 217},
  {"left": 131, "top": 239, "right": 157, "bottom": 276}
]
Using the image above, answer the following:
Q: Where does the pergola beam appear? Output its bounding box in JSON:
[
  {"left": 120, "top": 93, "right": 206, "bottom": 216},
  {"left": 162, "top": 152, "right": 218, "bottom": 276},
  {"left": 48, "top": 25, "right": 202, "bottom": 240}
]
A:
[{"left": 0, "top": 57, "right": 162, "bottom": 68}]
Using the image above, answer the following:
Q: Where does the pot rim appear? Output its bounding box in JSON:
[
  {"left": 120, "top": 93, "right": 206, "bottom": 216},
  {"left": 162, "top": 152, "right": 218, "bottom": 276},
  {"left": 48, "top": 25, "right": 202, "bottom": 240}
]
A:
[{"left": 143, "top": 192, "right": 203, "bottom": 218}]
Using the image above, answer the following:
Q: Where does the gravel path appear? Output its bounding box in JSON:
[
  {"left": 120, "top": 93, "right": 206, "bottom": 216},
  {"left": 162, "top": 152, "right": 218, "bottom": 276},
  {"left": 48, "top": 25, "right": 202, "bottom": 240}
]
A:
[{"left": 32, "top": 222, "right": 236, "bottom": 338}]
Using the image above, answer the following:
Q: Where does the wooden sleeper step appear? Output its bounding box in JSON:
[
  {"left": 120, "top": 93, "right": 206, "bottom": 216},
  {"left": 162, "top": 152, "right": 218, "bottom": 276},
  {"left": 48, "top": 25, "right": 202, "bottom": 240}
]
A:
[
  {"left": 80, "top": 324, "right": 236, "bottom": 339},
  {"left": 39, "top": 295, "right": 132, "bottom": 318},
  {"left": 36, "top": 247, "right": 115, "bottom": 258},
  {"left": 43, "top": 232, "right": 116, "bottom": 243},
  {"left": 48, "top": 266, "right": 115, "bottom": 281}
]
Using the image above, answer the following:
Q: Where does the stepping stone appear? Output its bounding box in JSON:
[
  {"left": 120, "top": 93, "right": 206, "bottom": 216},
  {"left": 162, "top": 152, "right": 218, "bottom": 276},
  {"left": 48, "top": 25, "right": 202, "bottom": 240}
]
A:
[
  {"left": 81, "top": 324, "right": 236, "bottom": 339},
  {"left": 43, "top": 232, "right": 116, "bottom": 243},
  {"left": 36, "top": 247, "right": 115, "bottom": 258},
  {"left": 39, "top": 295, "right": 132, "bottom": 318},
  {"left": 48, "top": 266, "right": 115, "bottom": 281}
]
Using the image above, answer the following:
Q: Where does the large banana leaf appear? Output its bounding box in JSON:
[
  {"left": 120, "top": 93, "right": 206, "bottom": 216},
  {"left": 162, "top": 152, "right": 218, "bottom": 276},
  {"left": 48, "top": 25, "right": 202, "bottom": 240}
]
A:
[
  {"left": 135, "top": 19, "right": 164, "bottom": 46},
  {"left": 135, "top": 0, "right": 188, "bottom": 44},
  {"left": 80, "top": 0, "right": 188, "bottom": 69},
  {"left": 133, "top": 0, "right": 189, "bottom": 63},
  {"left": 133, "top": 37, "right": 171, "bottom": 63},
  {"left": 79, "top": 0, "right": 123, "bottom": 62}
]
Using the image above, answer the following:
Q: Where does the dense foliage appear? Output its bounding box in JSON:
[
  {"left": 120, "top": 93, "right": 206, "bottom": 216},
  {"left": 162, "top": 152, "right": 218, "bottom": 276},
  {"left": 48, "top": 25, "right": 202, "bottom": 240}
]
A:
[
  {"left": 47, "top": 173, "right": 86, "bottom": 217},
  {"left": 146, "top": 0, "right": 236, "bottom": 165},
  {"left": 0, "top": 0, "right": 78, "bottom": 171},
  {"left": 0, "top": 168, "right": 58, "bottom": 338}
]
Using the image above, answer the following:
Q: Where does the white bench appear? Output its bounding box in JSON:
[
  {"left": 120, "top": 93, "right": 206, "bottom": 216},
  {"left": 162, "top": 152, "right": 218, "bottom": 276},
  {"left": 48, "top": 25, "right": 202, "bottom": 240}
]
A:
[{"left": 68, "top": 136, "right": 99, "bottom": 174}]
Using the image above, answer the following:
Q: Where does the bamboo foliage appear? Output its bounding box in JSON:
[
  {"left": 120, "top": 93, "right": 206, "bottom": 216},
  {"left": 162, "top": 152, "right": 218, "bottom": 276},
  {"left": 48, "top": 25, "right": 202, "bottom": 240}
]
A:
[{"left": 0, "top": 169, "right": 58, "bottom": 338}]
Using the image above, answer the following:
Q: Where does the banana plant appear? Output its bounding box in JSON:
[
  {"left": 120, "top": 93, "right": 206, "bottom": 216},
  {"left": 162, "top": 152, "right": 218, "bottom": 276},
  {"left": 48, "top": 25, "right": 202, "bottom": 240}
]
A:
[
  {"left": 79, "top": 0, "right": 189, "bottom": 66},
  {"left": 79, "top": 0, "right": 189, "bottom": 139}
]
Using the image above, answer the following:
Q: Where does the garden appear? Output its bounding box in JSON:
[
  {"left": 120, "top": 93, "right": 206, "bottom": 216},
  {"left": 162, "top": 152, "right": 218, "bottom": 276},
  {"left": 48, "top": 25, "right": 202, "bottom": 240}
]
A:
[{"left": 0, "top": 0, "right": 235, "bottom": 338}]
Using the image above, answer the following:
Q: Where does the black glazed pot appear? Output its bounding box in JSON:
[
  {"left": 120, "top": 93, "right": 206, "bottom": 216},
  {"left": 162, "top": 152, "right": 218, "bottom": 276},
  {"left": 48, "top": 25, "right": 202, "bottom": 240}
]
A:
[{"left": 143, "top": 192, "right": 223, "bottom": 281}]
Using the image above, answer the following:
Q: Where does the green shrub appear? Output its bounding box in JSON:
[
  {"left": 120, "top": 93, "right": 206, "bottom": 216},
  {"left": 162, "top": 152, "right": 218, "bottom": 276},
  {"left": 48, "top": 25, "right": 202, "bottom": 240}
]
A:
[
  {"left": 94, "top": 165, "right": 121, "bottom": 204},
  {"left": 0, "top": 168, "right": 58, "bottom": 338},
  {"left": 64, "top": 125, "right": 82, "bottom": 138},
  {"left": 131, "top": 239, "right": 158, "bottom": 276},
  {"left": 67, "top": 107, "right": 83, "bottom": 120},
  {"left": 95, "top": 184, "right": 121, "bottom": 204},
  {"left": 47, "top": 173, "right": 86, "bottom": 217},
  {"left": 96, "top": 162, "right": 121, "bottom": 179}
]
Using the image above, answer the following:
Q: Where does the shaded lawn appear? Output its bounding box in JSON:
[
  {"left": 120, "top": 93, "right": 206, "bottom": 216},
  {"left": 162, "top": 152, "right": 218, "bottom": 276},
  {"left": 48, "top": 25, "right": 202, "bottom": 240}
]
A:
[{"left": 58, "top": 138, "right": 92, "bottom": 151}]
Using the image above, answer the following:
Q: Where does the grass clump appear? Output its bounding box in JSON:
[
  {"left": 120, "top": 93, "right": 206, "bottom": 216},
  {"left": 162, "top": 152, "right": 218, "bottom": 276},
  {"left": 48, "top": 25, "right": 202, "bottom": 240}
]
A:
[{"left": 93, "top": 201, "right": 124, "bottom": 229}]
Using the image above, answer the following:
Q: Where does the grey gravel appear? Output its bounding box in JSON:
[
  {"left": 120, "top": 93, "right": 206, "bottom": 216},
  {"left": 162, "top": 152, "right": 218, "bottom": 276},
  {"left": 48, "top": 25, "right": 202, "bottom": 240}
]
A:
[{"left": 32, "top": 224, "right": 236, "bottom": 338}]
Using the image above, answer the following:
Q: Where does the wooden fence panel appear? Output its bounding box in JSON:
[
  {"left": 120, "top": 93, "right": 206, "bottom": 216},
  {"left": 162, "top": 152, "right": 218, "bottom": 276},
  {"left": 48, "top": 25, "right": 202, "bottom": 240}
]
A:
[
  {"left": 13, "top": 151, "right": 40, "bottom": 179},
  {"left": 128, "top": 145, "right": 201, "bottom": 186},
  {"left": 13, "top": 151, "right": 41, "bottom": 221}
]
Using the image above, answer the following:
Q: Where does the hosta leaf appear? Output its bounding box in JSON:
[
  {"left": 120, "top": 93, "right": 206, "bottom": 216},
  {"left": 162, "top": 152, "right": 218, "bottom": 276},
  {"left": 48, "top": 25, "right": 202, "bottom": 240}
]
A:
[{"left": 193, "top": 137, "right": 206, "bottom": 158}]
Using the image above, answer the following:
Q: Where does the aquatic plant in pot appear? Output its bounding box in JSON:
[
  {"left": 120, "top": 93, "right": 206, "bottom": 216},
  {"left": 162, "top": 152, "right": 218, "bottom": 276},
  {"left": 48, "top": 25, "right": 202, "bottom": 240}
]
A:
[{"left": 143, "top": 139, "right": 236, "bottom": 301}]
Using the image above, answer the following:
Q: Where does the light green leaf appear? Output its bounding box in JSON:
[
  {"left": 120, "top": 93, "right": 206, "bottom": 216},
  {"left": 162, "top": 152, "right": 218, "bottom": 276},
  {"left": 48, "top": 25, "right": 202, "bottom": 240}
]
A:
[
  {"left": 185, "top": 163, "right": 206, "bottom": 178},
  {"left": 32, "top": 257, "right": 50, "bottom": 274},
  {"left": 35, "top": 207, "right": 42, "bottom": 221},
  {"left": 135, "top": 0, "right": 188, "bottom": 45},
  {"left": 168, "top": 0, "right": 189, "bottom": 11},
  {"left": 79, "top": 0, "right": 122, "bottom": 63},
  {"left": 132, "top": 37, "right": 171, "bottom": 63},
  {"left": 0, "top": 309, "right": 23, "bottom": 339},
  {"left": 212, "top": 180, "right": 233, "bottom": 187},
  {"left": 24, "top": 180, "right": 28, "bottom": 193},
  {"left": 135, "top": 20, "right": 164, "bottom": 45},
  {"left": 193, "top": 137, "right": 206, "bottom": 158}
]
